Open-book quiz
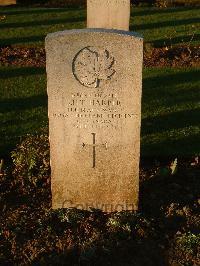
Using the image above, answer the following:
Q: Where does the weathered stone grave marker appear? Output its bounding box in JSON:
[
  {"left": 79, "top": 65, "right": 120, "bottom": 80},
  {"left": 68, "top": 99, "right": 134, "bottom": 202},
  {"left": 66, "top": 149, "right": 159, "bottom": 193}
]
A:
[
  {"left": 87, "top": 0, "right": 130, "bottom": 31},
  {"left": 46, "top": 0, "right": 143, "bottom": 212}
]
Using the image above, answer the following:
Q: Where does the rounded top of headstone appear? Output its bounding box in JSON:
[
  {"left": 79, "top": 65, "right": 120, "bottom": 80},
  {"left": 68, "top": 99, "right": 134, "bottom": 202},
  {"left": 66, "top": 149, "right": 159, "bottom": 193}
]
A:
[{"left": 46, "top": 28, "right": 143, "bottom": 43}]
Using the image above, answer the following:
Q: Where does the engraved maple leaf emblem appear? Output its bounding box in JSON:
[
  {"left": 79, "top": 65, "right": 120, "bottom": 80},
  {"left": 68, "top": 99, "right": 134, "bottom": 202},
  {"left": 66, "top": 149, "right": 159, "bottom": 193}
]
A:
[{"left": 73, "top": 46, "right": 115, "bottom": 88}]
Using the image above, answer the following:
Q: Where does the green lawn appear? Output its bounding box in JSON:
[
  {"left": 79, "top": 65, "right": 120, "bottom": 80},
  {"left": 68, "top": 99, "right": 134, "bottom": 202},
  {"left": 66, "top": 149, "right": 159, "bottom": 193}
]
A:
[
  {"left": 1, "top": 66, "right": 199, "bottom": 157},
  {"left": 0, "top": 6, "right": 199, "bottom": 157},
  {"left": 142, "top": 67, "right": 200, "bottom": 156},
  {"left": 0, "top": 6, "right": 199, "bottom": 47},
  {"left": 0, "top": 67, "right": 47, "bottom": 156}
]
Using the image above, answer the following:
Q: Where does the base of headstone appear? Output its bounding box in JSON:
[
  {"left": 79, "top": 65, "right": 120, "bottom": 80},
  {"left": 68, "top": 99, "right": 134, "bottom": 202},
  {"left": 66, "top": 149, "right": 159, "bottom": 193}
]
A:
[{"left": 46, "top": 29, "right": 143, "bottom": 212}]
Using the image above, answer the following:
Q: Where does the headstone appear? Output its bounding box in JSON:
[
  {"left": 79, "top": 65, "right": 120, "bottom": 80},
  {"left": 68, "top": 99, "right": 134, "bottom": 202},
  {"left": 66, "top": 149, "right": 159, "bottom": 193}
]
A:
[
  {"left": 46, "top": 29, "right": 143, "bottom": 212},
  {"left": 87, "top": 0, "right": 130, "bottom": 31},
  {"left": 0, "top": 0, "right": 16, "bottom": 6}
]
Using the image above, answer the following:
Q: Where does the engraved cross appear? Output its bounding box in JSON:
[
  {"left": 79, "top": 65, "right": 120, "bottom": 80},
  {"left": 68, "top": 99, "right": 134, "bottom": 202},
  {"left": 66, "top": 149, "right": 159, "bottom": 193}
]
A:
[{"left": 82, "top": 133, "right": 108, "bottom": 168}]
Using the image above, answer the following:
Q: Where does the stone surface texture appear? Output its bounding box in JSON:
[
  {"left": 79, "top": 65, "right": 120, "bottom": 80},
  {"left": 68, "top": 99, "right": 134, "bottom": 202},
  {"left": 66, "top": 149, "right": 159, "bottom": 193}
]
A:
[
  {"left": 0, "top": 0, "right": 16, "bottom": 5},
  {"left": 87, "top": 0, "right": 130, "bottom": 31},
  {"left": 46, "top": 29, "right": 143, "bottom": 212}
]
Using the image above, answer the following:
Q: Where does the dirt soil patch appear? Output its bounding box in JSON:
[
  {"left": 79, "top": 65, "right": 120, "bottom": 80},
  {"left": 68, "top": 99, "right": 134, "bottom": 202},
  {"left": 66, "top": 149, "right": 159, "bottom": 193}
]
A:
[
  {"left": 0, "top": 45, "right": 199, "bottom": 68},
  {"left": 0, "top": 156, "right": 199, "bottom": 265},
  {"left": 144, "top": 45, "right": 200, "bottom": 67},
  {"left": 0, "top": 46, "right": 45, "bottom": 67}
]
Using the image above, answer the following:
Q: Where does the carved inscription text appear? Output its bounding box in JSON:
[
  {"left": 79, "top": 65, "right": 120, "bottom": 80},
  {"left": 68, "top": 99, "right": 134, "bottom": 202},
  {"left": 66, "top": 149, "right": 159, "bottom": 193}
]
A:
[{"left": 52, "top": 92, "right": 137, "bottom": 130}]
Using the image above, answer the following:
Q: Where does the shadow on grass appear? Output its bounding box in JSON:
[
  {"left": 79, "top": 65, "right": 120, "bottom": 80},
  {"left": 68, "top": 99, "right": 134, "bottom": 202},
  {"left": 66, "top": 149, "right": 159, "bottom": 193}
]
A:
[
  {"left": 0, "top": 66, "right": 47, "bottom": 157},
  {"left": 0, "top": 7, "right": 84, "bottom": 16},
  {"left": 0, "top": 35, "right": 45, "bottom": 46},
  {"left": 132, "top": 6, "right": 200, "bottom": 17},
  {"left": 0, "top": 108, "right": 48, "bottom": 158},
  {"left": 142, "top": 109, "right": 200, "bottom": 135},
  {"left": 141, "top": 132, "right": 200, "bottom": 157},
  {"left": 130, "top": 17, "right": 199, "bottom": 31},
  {"left": 0, "top": 16, "right": 85, "bottom": 29},
  {"left": 0, "top": 94, "right": 47, "bottom": 113},
  {"left": 143, "top": 86, "right": 199, "bottom": 109},
  {"left": 0, "top": 66, "right": 45, "bottom": 78},
  {"left": 143, "top": 68, "right": 199, "bottom": 89},
  {"left": 141, "top": 68, "right": 200, "bottom": 156},
  {"left": 152, "top": 34, "right": 200, "bottom": 47}
]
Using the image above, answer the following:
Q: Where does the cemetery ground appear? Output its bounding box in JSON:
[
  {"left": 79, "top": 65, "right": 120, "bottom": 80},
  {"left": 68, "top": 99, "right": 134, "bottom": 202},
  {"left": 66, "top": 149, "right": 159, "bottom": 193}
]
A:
[{"left": 0, "top": 4, "right": 200, "bottom": 266}]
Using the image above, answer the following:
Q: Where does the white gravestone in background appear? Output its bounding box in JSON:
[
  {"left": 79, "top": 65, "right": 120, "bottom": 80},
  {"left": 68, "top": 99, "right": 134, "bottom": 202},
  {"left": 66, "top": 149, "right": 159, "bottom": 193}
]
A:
[
  {"left": 87, "top": 0, "right": 130, "bottom": 31},
  {"left": 0, "top": 0, "right": 16, "bottom": 5}
]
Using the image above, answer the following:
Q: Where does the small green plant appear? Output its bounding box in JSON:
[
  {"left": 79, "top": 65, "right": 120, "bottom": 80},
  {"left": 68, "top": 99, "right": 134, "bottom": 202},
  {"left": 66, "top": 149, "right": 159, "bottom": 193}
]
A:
[
  {"left": 144, "top": 42, "right": 154, "bottom": 58},
  {"left": 170, "top": 158, "right": 178, "bottom": 175},
  {"left": 177, "top": 233, "right": 200, "bottom": 254},
  {"left": 169, "top": 232, "right": 200, "bottom": 265},
  {"left": 107, "top": 217, "right": 131, "bottom": 233},
  {"left": 106, "top": 212, "right": 152, "bottom": 240},
  {"left": 157, "top": 158, "right": 178, "bottom": 177},
  {"left": 11, "top": 134, "right": 50, "bottom": 188},
  {"left": 55, "top": 208, "right": 86, "bottom": 224}
]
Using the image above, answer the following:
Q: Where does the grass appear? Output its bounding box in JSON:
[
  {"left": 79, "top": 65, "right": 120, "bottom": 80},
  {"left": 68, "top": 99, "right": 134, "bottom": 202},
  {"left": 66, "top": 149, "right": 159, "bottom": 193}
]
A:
[
  {"left": 131, "top": 7, "right": 200, "bottom": 47},
  {"left": 0, "top": 67, "right": 47, "bottom": 156},
  {"left": 0, "top": 6, "right": 199, "bottom": 47},
  {"left": 0, "top": 66, "right": 199, "bottom": 157},
  {"left": 0, "top": 7, "right": 86, "bottom": 47},
  {"left": 142, "top": 68, "right": 200, "bottom": 156},
  {"left": 0, "top": 6, "right": 199, "bottom": 157}
]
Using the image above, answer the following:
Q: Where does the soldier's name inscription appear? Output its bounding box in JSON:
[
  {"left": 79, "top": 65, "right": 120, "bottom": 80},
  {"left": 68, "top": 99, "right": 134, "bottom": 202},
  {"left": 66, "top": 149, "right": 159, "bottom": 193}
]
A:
[{"left": 51, "top": 92, "right": 138, "bottom": 129}]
